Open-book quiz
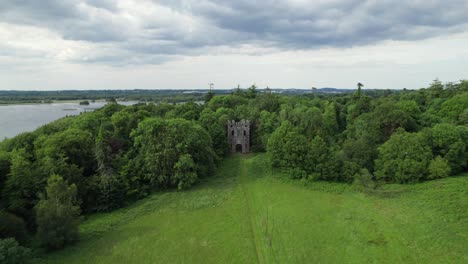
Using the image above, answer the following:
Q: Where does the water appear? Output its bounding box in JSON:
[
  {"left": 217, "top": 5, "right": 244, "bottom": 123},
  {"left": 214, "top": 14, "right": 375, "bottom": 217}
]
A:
[{"left": 0, "top": 101, "right": 138, "bottom": 140}]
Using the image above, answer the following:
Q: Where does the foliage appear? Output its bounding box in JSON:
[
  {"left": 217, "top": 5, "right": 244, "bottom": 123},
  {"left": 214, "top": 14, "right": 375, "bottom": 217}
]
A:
[
  {"left": 174, "top": 154, "right": 198, "bottom": 190},
  {"left": 2, "top": 149, "right": 44, "bottom": 226},
  {"left": 0, "top": 238, "right": 31, "bottom": 264},
  {"left": 0, "top": 211, "right": 28, "bottom": 243},
  {"left": 430, "top": 123, "right": 467, "bottom": 174},
  {"left": 352, "top": 168, "right": 376, "bottom": 191},
  {"left": 439, "top": 92, "right": 468, "bottom": 122},
  {"left": 128, "top": 118, "right": 215, "bottom": 190},
  {"left": 267, "top": 122, "right": 309, "bottom": 171},
  {"left": 375, "top": 129, "right": 432, "bottom": 183},
  {"left": 35, "top": 175, "right": 80, "bottom": 250},
  {"left": 428, "top": 156, "right": 451, "bottom": 179}
]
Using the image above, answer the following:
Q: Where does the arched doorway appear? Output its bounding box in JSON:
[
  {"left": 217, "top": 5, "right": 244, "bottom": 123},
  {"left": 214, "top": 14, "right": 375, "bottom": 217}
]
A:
[{"left": 235, "top": 144, "right": 243, "bottom": 153}]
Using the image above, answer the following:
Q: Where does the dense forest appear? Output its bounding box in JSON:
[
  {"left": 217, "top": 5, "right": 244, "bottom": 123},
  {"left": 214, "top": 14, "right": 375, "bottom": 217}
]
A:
[{"left": 0, "top": 80, "right": 467, "bottom": 261}]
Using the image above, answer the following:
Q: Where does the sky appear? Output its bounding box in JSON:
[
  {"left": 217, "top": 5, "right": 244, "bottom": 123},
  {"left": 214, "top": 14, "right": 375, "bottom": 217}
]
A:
[{"left": 1, "top": 0, "right": 468, "bottom": 90}]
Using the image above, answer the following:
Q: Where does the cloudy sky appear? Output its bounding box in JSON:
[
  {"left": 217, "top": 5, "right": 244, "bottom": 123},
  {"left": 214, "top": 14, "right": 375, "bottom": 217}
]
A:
[{"left": 1, "top": 0, "right": 468, "bottom": 90}]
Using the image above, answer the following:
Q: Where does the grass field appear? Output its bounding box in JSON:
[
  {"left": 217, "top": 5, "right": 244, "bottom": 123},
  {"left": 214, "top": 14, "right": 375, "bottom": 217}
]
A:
[{"left": 34, "top": 154, "right": 468, "bottom": 263}]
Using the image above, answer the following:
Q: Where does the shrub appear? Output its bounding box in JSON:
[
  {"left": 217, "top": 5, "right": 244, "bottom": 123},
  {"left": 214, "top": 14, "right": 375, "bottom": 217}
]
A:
[
  {"left": 353, "top": 168, "right": 376, "bottom": 191},
  {"left": 289, "top": 168, "right": 307, "bottom": 179}
]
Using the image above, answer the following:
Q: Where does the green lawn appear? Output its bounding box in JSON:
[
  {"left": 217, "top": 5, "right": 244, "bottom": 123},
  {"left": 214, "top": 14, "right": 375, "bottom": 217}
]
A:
[{"left": 34, "top": 154, "right": 468, "bottom": 263}]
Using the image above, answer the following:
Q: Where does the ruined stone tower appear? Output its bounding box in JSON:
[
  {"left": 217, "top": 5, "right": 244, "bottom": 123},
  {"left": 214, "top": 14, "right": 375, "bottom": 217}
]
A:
[{"left": 227, "top": 120, "right": 250, "bottom": 153}]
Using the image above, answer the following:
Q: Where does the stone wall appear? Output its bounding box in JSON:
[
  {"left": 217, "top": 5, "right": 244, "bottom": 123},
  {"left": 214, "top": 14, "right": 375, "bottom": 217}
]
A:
[{"left": 227, "top": 119, "right": 250, "bottom": 153}]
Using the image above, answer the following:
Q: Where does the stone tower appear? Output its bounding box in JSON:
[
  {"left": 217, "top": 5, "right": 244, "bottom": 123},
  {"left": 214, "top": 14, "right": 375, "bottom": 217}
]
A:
[{"left": 227, "top": 119, "right": 250, "bottom": 153}]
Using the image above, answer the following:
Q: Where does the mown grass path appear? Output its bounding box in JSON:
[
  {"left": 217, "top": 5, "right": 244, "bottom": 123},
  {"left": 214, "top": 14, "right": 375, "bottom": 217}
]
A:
[
  {"left": 35, "top": 154, "right": 468, "bottom": 264},
  {"left": 238, "top": 155, "right": 264, "bottom": 264}
]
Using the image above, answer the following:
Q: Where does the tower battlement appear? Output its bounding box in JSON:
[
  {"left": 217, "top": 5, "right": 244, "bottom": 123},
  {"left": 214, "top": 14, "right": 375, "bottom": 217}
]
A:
[{"left": 227, "top": 119, "right": 250, "bottom": 153}]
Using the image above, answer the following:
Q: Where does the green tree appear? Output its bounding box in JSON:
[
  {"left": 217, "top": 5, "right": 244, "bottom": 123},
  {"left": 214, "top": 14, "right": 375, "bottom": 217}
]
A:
[
  {"left": 267, "top": 122, "right": 309, "bottom": 172},
  {"left": 428, "top": 156, "right": 451, "bottom": 179},
  {"left": 306, "top": 136, "right": 328, "bottom": 176},
  {"left": 35, "top": 174, "right": 80, "bottom": 250},
  {"left": 439, "top": 92, "right": 468, "bottom": 123},
  {"left": 35, "top": 128, "right": 95, "bottom": 176},
  {"left": 2, "top": 149, "right": 43, "bottom": 226},
  {"left": 0, "top": 238, "right": 31, "bottom": 264},
  {"left": 247, "top": 84, "right": 258, "bottom": 99},
  {"left": 371, "top": 100, "right": 418, "bottom": 141},
  {"left": 205, "top": 90, "right": 215, "bottom": 103},
  {"left": 0, "top": 211, "right": 28, "bottom": 243},
  {"left": 199, "top": 108, "right": 228, "bottom": 158},
  {"left": 174, "top": 154, "right": 197, "bottom": 190},
  {"left": 430, "top": 123, "right": 467, "bottom": 174},
  {"left": 257, "top": 111, "right": 279, "bottom": 150},
  {"left": 375, "top": 129, "right": 432, "bottom": 183},
  {"left": 322, "top": 102, "right": 339, "bottom": 140},
  {"left": 356, "top": 82, "right": 364, "bottom": 99},
  {"left": 129, "top": 118, "right": 215, "bottom": 189}
]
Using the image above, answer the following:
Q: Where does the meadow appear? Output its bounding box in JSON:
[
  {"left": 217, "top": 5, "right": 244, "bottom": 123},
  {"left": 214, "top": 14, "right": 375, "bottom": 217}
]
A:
[{"left": 33, "top": 154, "right": 468, "bottom": 263}]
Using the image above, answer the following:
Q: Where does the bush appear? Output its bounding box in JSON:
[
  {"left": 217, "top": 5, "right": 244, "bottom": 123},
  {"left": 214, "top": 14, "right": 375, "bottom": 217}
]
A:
[
  {"left": 0, "top": 238, "right": 31, "bottom": 264},
  {"left": 289, "top": 168, "right": 307, "bottom": 179},
  {"left": 353, "top": 168, "right": 376, "bottom": 191}
]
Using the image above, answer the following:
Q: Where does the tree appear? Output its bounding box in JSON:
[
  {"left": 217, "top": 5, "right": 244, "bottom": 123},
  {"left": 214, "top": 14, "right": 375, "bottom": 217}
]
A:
[
  {"left": 430, "top": 123, "right": 467, "bottom": 174},
  {"left": 356, "top": 82, "right": 364, "bottom": 99},
  {"left": 439, "top": 93, "right": 468, "bottom": 123},
  {"left": 371, "top": 100, "right": 418, "bottom": 141},
  {"left": 0, "top": 151, "right": 10, "bottom": 203},
  {"left": 174, "top": 154, "right": 197, "bottom": 190},
  {"left": 35, "top": 174, "right": 80, "bottom": 250},
  {"left": 375, "top": 129, "right": 432, "bottom": 183},
  {"left": 35, "top": 128, "right": 95, "bottom": 176},
  {"left": 342, "top": 136, "right": 377, "bottom": 172},
  {"left": 247, "top": 84, "right": 258, "bottom": 99},
  {"left": 2, "top": 149, "right": 44, "bottom": 227},
  {"left": 199, "top": 108, "right": 228, "bottom": 158},
  {"left": 205, "top": 90, "right": 215, "bottom": 103},
  {"left": 129, "top": 118, "right": 215, "bottom": 189},
  {"left": 428, "top": 156, "right": 451, "bottom": 179},
  {"left": 0, "top": 238, "right": 31, "bottom": 264},
  {"left": 322, "top": 102, "right": 339, "bottom": 140},
  {"left": 267, "top": 122, "right": 309, "bottom": 172},
  {"left": 257, "top": 111, "right": 279, "bottom": 151},
  {"left": 0, "top": 211, "right": 28, "bottom": 243},
  {"left": 306, "top": 136, "right": 328, "bottom": 176},
  {"left": 90, "top": 173, "right": 127, "bottom": 212}
]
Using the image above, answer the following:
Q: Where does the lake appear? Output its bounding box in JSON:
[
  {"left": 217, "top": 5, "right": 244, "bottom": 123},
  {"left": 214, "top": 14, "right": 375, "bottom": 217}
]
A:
[{"left": 0, "top": 101, "right": 138, "bottom": 140}]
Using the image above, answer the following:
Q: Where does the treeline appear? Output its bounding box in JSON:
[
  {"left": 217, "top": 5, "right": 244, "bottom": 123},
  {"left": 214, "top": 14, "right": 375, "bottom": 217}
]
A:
[
  {"left": 0, "top": 87, "right": 395, "bottom": 105},
  {"left": 0, "top": 90, "right": 207, "bottom": 104},
  {"left": 0, "top": 80, "right": 467, "bottom": 260}
]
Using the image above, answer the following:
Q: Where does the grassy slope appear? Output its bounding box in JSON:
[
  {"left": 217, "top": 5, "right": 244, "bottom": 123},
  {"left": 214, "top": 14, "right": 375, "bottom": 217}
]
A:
[{"left": 34, "top": 154, "right": 468, "bottom": 264}]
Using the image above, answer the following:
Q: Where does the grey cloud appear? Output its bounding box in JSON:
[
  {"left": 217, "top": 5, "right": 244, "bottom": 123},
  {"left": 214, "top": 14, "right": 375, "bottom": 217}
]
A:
[
  {"left": 1, "top": 0, "right": 468, "bottom": 65},
  {"left": 187, "top": 0, "right": 468, "bottom": 48}
]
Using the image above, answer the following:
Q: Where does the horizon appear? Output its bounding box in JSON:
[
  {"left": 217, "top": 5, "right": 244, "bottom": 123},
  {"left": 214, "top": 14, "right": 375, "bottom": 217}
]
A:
[{"left": 0, "top": 86, "right": 421, "bottom": 92}]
